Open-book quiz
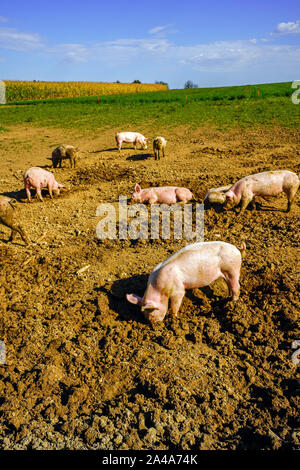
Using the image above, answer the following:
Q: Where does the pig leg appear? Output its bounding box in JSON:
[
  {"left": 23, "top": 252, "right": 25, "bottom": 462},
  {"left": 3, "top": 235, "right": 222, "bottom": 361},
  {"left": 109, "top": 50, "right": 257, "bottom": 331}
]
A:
[
  {"left": 169, "top": 290, "right": 185, "bottom": 317},
  {"left": 25, "top": 186, "right": 32, "bottom": 202},
  {"left": 48, "top": 184, "right": 53, "bottom": 199},
  {"left": 18, "top": 226, "right": 30, "bottom": 245},
  {"left": 285, "top": 186, "right": 298, "bottom": 212},
  {"left": 222, "top": 271, "right": 240, "bottom": 301},
  {"left": 248, "top": 199, "right": 257, "bottom": 210},
  {"left": 9, "top": 225, "right": 30, "bottom": 245},
  {"left": 115, "top": 136, "right": 122, "bottom": 153},
  {"left": 238, "top": 196, "right": 252, "bottom": 215},
  {"left": 9, "top": 229, "right": 18, "bottom": 243},
  {"left": 36, "top": 187, "right": 44, "bottom": 202}
]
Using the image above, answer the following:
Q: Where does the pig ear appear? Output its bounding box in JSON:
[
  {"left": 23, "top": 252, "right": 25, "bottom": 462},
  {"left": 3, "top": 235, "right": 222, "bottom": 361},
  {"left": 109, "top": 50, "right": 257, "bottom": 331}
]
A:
[
  {"left": 134, "top": 184, "right": 141, "bottom": 193},
  {"left": 126, "top": 293, "right": 143, "bottom": 305}
]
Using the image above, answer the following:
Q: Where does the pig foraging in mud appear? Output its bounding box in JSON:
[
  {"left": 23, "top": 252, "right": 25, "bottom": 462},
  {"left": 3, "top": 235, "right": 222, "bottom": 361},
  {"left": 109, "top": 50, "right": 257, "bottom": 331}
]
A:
[
  {"left": 153, "top": 136, "right": 167, "bottom": 160},
  {"left": 51, "top": 144, "right": 79, "bottom": 168},
  {"left": 24, "top": 167, "right": 65, "bottom": 202},
  {"left": 116, "top": 132, "right": 148, "bottom": 153},
  {"left": 0, "top": 197, "right": 30, "bottom": 245},
  {"left": 224, "top": 170, "right": 299, "bottom": 214},
  {"left": 126, "top": 241, "right": 246, "bottom": 323},
  {"left": 204, "top": 184, "right": 232, "bottom": 206},
  {"left": 131, "top": 184, "right": 193, "bottom": 204}
]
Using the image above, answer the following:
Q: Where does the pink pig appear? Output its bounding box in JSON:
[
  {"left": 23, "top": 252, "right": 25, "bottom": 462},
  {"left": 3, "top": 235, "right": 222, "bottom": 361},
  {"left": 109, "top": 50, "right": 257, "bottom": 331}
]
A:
[
  {"left": 225, "top": 170, "right": 299, "bottom": 214},
  {"left": 116, "top": 132, "right": 148, "bottom": 152},
  {"left": 24, "top": 167, "right": 65, "bottom": 202},
  {"left": 131, "top": 184, "right": 193, "bottom": 204},
  {"left": 126, "top": 241, "right": 246, "bottom": 323}
]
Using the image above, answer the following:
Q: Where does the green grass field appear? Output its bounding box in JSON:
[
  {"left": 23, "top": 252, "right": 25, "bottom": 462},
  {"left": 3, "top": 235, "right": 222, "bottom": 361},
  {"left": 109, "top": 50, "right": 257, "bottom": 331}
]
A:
[{"left": 0, "top": 82, "right": 299, "bottom": 130}]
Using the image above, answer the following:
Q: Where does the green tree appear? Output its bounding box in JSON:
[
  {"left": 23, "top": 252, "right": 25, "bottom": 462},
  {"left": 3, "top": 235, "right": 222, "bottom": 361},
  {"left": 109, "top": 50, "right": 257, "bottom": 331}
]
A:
[{"left": 184, "top": 80, "right": 198, "bottom": 89}]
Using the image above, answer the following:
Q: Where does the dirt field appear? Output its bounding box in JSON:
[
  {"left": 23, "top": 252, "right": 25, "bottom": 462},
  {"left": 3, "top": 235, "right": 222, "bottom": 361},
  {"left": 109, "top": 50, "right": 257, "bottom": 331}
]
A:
[{"left": 0, "top": 123, "right": 299, "bottom": 450}]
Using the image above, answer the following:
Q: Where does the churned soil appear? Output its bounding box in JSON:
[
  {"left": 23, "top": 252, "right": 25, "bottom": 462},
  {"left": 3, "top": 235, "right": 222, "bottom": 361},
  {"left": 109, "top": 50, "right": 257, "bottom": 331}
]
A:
[{"left": 0, "top": 123, "right": 299, "bottom": 450}]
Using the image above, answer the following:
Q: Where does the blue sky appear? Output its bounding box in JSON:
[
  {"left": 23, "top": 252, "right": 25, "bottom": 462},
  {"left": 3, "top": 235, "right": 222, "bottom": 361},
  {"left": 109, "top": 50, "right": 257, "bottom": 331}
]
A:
[{"left": 0, "top": 0, "right": 300, "bottom": 88}]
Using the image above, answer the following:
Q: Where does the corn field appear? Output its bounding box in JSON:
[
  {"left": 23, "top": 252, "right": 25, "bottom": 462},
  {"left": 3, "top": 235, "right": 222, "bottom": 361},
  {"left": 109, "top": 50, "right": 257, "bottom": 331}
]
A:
[{"left": 4, "top": 81, "right": 168, "bottom": 102}]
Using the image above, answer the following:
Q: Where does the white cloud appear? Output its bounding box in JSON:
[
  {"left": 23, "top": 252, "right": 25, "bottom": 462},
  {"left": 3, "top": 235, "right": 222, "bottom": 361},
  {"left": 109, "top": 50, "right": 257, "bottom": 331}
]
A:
[
  {"left": 50, "top": 36, "right": 300, "bottom": 75},
  {"left": 148, "top": 25, "right": 167, "bottom": 35},
  {"left": 274, "top": 20, "right": 300, "bottom": 35},
  {"left": 47, "top": 43, "right": 90, "bottom": 64},
  {"left": 148, "top": 24, "right": 178, "bottom": 37},
  {"left": 47, "top": 37, "right": 172, "bottom": 64},
  {"left": 177, "top": 39, "right": 300, "bottom": 72},
  {"left": 0, "top": 26, "right": 44, "bottom": 51},
  {"left": 0, "top": 22, "right": 299, "bottom": 77}
]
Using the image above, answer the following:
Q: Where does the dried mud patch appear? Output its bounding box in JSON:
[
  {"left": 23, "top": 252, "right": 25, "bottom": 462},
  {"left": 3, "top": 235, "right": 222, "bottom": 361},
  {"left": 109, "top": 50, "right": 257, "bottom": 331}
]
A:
[{"left": 0, "top": 124, "right": 299, "bottom": 450}]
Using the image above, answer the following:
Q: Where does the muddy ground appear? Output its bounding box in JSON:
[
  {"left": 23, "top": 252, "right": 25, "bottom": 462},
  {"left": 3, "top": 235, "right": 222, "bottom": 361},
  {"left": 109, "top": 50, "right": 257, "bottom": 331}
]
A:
[{"left": 0, "top": 124, "right": 299, "bottom": 450}]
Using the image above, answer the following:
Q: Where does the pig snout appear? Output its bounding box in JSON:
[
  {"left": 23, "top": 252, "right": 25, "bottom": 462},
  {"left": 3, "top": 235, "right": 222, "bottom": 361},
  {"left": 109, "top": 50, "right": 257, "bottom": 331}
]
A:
[
  {"left": 53, "top": 182, "right": 66, "bottom": 195},
  {"left": 126, "top": 294, "right": 166, "bottom": 324},
  {"left": 142, "top": 306, "right": 166, "bottom": 324},
  {"left": 224, "top": 191, "right": 236, "bottom": 209},
  {"left": 204, "top": 185, "right": 232, "bottom": 206}
]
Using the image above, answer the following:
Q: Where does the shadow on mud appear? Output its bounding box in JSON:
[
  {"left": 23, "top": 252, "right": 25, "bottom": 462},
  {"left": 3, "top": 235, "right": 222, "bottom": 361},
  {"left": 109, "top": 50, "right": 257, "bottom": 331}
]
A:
[
  {"left": 204, "top": 202, "right": 226, "bottom": 213},
  {"left": 91, "top": 148, "right": 118, "bottom": 153},
  {"left": 253, "top": 204, "right": 287, "bottom": 212},
  {"left": 126, "top": 153, "right": 153, "bottom": 161},
  {"left": 39, "top": 164, "right": 53, "bottom": 169},
  {"left": 0, "top": 236, "right": 26, "bottom": 247},
  {"left": 95, "top": 274, "right": 149, "bottom": 323},
  {"left": 0, "top": 188, "right": 69, "bottom": 203},
  {"left": 0, "top": 189, "right": 27, "bottom": 202},
  {"left": 206, "top": 201, "right": 286, "bottom": 214}
]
